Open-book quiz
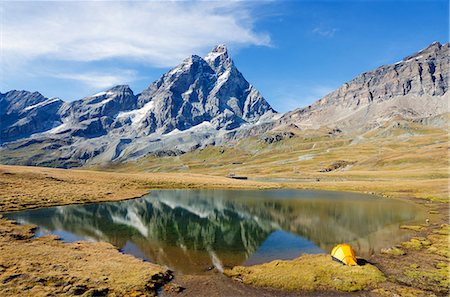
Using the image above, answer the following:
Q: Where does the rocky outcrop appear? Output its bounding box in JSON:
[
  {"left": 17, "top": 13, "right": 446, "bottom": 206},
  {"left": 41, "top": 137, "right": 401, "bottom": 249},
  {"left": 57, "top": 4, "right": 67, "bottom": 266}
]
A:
[
  {"left": 150, "top": 149, "right": 185, "bottom": 157},
  {"left": 260, "top": 132, "right": 295, "bottom": 144}
]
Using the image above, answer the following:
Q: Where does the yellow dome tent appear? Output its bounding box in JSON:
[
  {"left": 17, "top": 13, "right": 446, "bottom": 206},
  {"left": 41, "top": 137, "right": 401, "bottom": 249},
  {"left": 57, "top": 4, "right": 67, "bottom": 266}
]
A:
[{"left": 331, "top": 244, "right": 358, "bottom": 266}]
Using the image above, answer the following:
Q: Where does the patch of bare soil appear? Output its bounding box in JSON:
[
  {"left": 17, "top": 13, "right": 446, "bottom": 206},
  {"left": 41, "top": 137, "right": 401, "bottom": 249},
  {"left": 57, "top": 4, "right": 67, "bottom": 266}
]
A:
[{"left": 160, "top": 273, "right": 367, "bottom": 297}]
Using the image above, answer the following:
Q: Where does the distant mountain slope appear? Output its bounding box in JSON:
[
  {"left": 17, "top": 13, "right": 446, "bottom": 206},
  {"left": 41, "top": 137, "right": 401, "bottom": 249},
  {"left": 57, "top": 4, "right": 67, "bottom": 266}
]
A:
[{"left": 278, "top": 42, "right": 449, "bottom": 130}]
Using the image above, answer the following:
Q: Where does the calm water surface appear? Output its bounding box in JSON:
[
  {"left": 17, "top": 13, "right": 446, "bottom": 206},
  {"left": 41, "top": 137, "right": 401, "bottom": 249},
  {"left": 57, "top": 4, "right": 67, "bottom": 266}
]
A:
[{"left": 6, "top": 189, "right": 426, "bottom": 274}]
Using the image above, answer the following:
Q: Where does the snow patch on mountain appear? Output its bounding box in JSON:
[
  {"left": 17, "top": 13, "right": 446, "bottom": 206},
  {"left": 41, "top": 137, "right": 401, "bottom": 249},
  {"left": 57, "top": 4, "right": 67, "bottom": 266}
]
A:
[
  {"left": 117, "top": 101, "right": 155, "bottom": 126},
  {"left": 166, "top": 121, "right": 215, "bottom": 136},
  {"left": 23, "top": 97, "right": 61, "bottom": 111}
]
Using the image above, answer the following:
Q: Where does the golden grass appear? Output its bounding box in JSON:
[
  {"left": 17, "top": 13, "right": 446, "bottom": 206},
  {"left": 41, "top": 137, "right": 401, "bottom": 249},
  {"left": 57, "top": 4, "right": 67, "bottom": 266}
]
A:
[
  {"left": 0, "top": 218, "right": 170, "bottom": 296},
  {"left": 0, "top": 164, "right": 274, "bottom": 212},
  {"left": 378, "top": 224, "right": 450, "bottom": 294}
]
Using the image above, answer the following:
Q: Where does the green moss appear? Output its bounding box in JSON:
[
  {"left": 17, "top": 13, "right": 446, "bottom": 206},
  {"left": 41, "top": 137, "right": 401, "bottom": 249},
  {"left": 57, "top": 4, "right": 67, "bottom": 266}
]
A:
[
  {"left": 427, "top": 234, "right": 450, "bottom": 257},
  {"left": 401, "top": 237, "right": 432, "bottom": 250},
  {"left": 380, "top": 247, "right": 406, "bottom": 256},
  {"left": 432, "top": 224, "right": 449, "bottom": 235},
  {"left": 372, "top": 287, "right": 437, "bottom": 297},
  {"left": 224, "top": 254, "right": 385, "bottom": 292},
  {"left": 400, "top": 225, "right": 425, "bottom": 232},
  {"left": 403, "top": 263, "right": 449, "bottom": 293}
]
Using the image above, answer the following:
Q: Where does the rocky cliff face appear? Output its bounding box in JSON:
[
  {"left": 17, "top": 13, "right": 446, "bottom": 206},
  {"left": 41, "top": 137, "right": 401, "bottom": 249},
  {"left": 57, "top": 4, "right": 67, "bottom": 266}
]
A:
[
  {"left": 56, "top": 85, "right": 138, "bottom": 138},
  {"left": 123, "top": 44, "right": 274, "bottom": 135},
  {"left": 280, "top": 42, "right": 449, "bottom": 129},
  {"left": 0, "top": 91, "right": 63, "bottom": 143}
]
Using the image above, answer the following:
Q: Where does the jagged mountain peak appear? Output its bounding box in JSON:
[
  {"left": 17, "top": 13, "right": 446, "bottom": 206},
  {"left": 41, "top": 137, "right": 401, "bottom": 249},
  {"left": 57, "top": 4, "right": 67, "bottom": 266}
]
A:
[
  {"left": 106, "top": 85, "right": 133, "bottom": 94},
  {"left": 212, "top": 44, "right": 228, "bottom": 53},
  {"left": 205, "top": 44, "right": 229, "bottom": 61},
  {"left": 204, "top": 44, "right": 233, "bottom": 75},
  {"left": 88, "top": 85, "right": 134, "bottom": 99},
  {"left": 166, "top": 45, "right": 233, "bottom": 79},
  {"left": 162, "top": 54, "right": 214, "bottom": 82},
  {"left": 135, "top": 44, "right": 274, "bottom": 134},
  {"left": 179, "top": 54, "right": 205, "bottom": 67},
  {"left": 0, "top": 90, "right": 63, "bottom": 143}
]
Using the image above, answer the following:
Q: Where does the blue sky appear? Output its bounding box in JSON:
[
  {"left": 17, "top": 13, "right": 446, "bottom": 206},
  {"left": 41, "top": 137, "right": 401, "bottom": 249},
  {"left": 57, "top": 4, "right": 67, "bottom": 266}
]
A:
[{"left": 1, "top": 1, "right": 448, "bottom": 112}]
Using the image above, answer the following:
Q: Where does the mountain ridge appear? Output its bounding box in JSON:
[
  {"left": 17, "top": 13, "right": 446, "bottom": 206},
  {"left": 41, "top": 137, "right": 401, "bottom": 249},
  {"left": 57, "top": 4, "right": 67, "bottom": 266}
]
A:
[
  {"left": 278, "top": 41, "right": 449, "bottom": 130},
  {"left": 1, "top": 42, "right": 448, "bottom": 168}
]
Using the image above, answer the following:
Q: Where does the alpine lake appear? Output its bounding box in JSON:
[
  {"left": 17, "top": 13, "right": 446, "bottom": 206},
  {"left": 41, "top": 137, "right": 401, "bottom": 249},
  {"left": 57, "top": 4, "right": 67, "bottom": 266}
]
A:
[{"left": 5, "top": 189, "right": 427, "bottom": 274}]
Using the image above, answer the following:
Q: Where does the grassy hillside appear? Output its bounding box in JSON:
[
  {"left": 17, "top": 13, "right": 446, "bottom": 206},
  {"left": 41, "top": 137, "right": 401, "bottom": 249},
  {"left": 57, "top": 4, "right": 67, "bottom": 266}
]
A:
[{"left": 101, "top": 117, "right": 449, "bottom": 202}]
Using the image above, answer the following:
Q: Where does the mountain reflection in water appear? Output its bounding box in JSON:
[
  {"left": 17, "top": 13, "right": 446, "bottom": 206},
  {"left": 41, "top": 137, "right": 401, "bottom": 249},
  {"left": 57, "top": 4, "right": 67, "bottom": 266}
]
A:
[{"left": 6, "top": 189, "right": 425, "bottom": 274}]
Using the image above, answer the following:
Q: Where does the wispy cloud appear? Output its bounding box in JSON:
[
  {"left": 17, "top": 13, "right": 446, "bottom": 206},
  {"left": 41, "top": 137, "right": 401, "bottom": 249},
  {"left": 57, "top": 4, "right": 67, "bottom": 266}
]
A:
[
  {"left": 312, "top": 27, "right": 339, "bottom": 38},
  {"left": 48, "top": 70, "right": 140, "bottom": 89},
  {"left": 2, "top": 1, "right": 271, "bottom": 67}
]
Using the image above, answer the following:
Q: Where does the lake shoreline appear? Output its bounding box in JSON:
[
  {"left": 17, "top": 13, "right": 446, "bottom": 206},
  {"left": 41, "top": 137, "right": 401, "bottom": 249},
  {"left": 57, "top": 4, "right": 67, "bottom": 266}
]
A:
[{"left": 0, "top": 164, "right": 448, "bottom": 296}]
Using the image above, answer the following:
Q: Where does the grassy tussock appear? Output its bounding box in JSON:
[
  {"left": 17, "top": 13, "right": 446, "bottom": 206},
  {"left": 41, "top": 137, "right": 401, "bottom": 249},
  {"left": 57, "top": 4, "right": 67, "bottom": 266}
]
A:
[{"left": 224, "top": 254, "right": 386, "bottom": 292}]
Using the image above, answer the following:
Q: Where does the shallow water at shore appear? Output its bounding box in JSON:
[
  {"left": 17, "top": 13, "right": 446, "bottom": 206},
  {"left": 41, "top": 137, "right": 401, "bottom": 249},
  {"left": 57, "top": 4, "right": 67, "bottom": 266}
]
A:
[{"left": 6, "top": 189, "right": 426, "bottom": 274}]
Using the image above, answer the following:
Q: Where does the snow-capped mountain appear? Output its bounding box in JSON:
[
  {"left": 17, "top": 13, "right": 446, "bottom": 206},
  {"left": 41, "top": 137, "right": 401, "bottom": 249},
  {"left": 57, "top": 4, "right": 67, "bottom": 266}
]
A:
[
  {"left": 0, "top": 45, "right": 276, "bottom": 167},
  {"left": 130, "top": 44, "right": 274, "bottom": 134}
]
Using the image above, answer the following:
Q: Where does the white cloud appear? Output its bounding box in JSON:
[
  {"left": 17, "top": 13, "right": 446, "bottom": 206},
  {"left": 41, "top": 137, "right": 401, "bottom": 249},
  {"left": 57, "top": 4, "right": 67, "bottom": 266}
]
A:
[
  {"left": 48, "top": 70, "right": 139, "bottom": 89},
  {"left": 2, "top": 1, "right": 271, "bottom": 67},
  {"left": 312, "top": 27, "right": 338, "bottom": 38}
]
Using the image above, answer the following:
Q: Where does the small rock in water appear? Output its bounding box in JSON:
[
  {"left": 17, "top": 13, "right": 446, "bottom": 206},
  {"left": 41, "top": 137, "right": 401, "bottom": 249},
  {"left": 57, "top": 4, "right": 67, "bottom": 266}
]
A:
[{"left": 163, "top": 283, "right": 184, "bottom": 293}]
